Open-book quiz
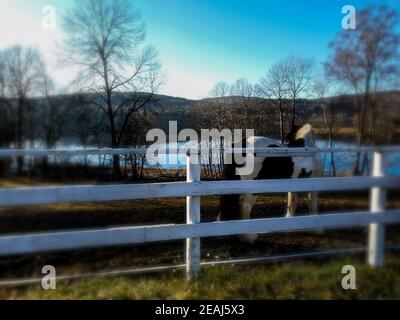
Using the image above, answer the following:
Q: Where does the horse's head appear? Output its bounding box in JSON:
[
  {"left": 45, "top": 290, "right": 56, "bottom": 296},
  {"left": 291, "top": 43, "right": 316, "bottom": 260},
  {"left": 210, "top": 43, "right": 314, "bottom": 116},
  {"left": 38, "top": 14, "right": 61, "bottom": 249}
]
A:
[{"left": 285, "top": 124, "right": 314, "bottom": 148}]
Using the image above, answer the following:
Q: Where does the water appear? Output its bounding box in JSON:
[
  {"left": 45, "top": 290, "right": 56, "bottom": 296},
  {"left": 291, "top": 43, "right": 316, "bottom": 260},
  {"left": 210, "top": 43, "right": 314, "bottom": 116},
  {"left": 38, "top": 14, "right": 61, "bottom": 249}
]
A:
[
  {"left": 51, "top": 140, "right": 400, "bottom": 176},
  {"left": 147, "top": 140, "right": 400, "bottom": 176},
  {"left": 317, "top": 140, "right": 400, "bottom": 176}
]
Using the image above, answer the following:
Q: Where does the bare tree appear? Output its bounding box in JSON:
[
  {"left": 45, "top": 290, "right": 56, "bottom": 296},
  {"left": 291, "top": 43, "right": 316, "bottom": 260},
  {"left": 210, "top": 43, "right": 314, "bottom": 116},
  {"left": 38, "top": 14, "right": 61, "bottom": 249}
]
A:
[
  {"left": 230, "top": 78, "right": 255, "bottom": 129},
  {"left": 0, "top": 51, "right": 12, "bottom": 176},
  {"left": 209, "top": 81, "right": 230, "bottom": 99},
  {"left": 0, "top": 51, "right": 8, "bottom": 147},
  {"left": 0, "top": 51, "right": 5, "bottom": 100},
  {"left": 38, "top": 70, "right": 67, "bottom": 150},
  {"left": 313, "top": 73, "right": 338, "bottom": 176},
  {"left": 326, "top": 5, "right": 400, "bottom": 174},
  {"left": 3, "top": 45, "right": 44, "bottom": 173},
  {"left": 256, "top": 62, "right": 289, "bottom": 143},
  {"left": 282, "top": 55, "right": 315, "bottom": 127},
  {"left": 72, "top": 95, "right": 101, "bottom": 149},
  {"left": 230, "top": 78, "right": 254, "bottom": 98},
  {"left": 122, "top": 110, "right": 154, "bottom": 180},
  {"left": 206, "top": 82, "right": 234, "bottom": 130},
  {"left": 61, "top": 0, "right": 162, "bottom": 179}
]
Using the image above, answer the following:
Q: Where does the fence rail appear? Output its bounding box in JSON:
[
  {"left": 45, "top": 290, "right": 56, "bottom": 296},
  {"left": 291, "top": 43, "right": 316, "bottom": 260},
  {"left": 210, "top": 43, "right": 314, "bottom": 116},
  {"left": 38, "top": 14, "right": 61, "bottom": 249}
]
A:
[
  {"left": 0, "top": 210, "right": 399, "bottom": 257},
  {"left": 1, "top": 145, "right": 400, "bottom": 157},
  {"left": 1, "top": 176, "right": 399, "bottom": 207},
  {"left": 0, "top": 146, "right": 400, "bottom": 280}
]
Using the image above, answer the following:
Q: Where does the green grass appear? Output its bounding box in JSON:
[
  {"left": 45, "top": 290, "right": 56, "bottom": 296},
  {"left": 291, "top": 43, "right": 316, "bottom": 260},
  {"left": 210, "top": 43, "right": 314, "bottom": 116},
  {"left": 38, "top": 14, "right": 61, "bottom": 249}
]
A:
[{"left": 3, "top": 255, "right": 400, "bottom": 300}]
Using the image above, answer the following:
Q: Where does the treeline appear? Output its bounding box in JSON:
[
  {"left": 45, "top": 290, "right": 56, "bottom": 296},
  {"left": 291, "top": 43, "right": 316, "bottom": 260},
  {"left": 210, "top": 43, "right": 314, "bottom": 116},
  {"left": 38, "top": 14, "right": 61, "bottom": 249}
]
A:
[
  {"left": 189, "top": 5, "right": 400, "bottom": 175},
  {"left": 0, "top": 3, "right": 399, "bottom": 180},
  {"left": 0, "top": 0, "right": 162, "bottom": 179}
]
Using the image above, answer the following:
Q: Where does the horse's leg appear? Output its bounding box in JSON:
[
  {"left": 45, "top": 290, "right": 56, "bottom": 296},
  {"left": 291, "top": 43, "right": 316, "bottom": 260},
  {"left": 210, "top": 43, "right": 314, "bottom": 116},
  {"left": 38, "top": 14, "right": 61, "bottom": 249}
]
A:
[
  {"left": 286, "top": 192, "right": 298, "bottom": 217},
  {"left": 239, "top": 194, "right": 258, "bottom": 243},
  {"left": 308, "top": 192, "right": 324, "bottom": 235},
  {"left": 308, "top": 192, "right": 318, "bottom": 214}
]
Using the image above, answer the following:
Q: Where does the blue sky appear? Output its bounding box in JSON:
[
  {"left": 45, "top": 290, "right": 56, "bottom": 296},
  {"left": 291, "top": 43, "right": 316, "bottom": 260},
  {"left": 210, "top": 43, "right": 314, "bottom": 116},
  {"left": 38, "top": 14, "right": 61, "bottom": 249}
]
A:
[{"left": 0, "top": 0, "right": 397, "bottom": 98}]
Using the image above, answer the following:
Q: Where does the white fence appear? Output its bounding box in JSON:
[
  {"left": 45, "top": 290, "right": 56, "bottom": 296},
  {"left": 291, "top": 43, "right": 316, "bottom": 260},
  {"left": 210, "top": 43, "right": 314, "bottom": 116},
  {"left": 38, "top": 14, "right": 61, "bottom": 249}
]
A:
[{"left": 0, "top": 147, "right": 400, "bottom": 281}]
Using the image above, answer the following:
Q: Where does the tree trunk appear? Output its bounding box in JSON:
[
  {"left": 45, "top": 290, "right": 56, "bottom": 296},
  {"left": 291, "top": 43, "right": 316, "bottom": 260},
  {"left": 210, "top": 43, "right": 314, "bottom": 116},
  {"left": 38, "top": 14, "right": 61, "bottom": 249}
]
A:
[
  {"left": 279, "top": 107, "right": 285, "bottom": 144},
  {"left": 291, "top": 97, "right": 296, "bottom": 127},
  {"left": 101, "top": 54, "right": 122, "bottom": 180},
  {"left": 323, "top": 103, "right": 336, "bottom": 177},
  {"left": 106, "top": 91, "right": 121, "bottom": 180},
  {"left": 354, "top": 72, "right": 372, "bottom": 176},
  {"left": 111, "top": 124, "right": 121, "bottom": 179},
  {"left": 17, "top": 97, "right": 24, "bottom": 175},
  {"left": 140, "top": 155, "right": 145, "bottom": 179},
  {"left": 112, "top": 154, "right": 121, "bottom": 179}
]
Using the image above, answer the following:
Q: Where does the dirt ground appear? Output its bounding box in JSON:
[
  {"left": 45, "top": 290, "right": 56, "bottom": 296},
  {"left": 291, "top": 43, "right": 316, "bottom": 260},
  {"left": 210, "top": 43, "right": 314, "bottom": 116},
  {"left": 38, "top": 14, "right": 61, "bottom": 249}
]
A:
[{"left": 0, "top": 182, "right": 399, "bottom": 282}]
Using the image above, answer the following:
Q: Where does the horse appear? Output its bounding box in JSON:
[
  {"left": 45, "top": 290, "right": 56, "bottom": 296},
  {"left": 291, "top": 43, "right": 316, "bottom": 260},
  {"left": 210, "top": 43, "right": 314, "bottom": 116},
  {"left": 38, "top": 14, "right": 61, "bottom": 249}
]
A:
[{"left": 218, "top": 124, "right": 323, "bottom": 243}]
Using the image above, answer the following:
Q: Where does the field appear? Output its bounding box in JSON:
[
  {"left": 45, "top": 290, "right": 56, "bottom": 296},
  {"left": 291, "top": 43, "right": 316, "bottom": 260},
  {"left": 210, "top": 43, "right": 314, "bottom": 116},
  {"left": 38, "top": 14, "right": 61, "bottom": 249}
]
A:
[
  {"left": 2, "top": 256, "right": 400, "bottom": 300},
  {"left": 0, "top": 178, "right": 399, "bottom": 299}
]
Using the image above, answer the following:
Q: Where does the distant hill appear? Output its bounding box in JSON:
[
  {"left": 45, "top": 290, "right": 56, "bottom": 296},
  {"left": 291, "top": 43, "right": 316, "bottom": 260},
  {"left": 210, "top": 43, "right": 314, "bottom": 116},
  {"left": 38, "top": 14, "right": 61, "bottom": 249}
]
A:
[
  {"left": 2, "top": 89, "right": 398, "bottom": 146},
  {"left": 152, "top": 94, "right": 196, "bottom": 108},
  {"left": 26, "top": 89, "right": 400, "bottom": 113},
  {"left": 31, "top": 89, "right": 400, "bottom": 132}
]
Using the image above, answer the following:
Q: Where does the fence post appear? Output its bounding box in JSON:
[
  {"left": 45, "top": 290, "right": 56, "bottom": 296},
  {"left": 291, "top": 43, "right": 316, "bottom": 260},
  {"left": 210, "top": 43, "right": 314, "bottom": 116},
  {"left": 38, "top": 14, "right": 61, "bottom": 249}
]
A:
[
  {"left": 368, "top": 151, "right": 387, "bottom": 268},
  {"left": 186, "top": 152, "right": 201, "bottom": 281}
]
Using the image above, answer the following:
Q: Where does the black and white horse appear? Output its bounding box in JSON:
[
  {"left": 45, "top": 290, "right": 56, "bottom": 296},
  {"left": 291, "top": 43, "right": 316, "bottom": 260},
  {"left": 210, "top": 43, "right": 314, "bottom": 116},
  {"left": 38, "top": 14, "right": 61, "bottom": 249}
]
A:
[{"left": 219, "top": 124, "right": 323, "bottom": 243}]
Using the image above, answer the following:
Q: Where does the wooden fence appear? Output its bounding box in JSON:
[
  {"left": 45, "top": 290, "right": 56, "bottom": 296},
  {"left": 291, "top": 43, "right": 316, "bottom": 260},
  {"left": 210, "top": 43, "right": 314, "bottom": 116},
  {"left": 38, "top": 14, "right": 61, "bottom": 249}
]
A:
[{"left": 0, "top": 147, "right": 400, "bottom": 280}]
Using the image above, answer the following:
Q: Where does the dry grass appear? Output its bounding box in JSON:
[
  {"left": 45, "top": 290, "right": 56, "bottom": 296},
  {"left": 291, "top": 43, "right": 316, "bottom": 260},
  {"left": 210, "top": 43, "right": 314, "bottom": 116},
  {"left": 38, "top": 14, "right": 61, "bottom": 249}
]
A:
[
  {"left": 2, "top": 254, "right": 400, "bottom": 300},
  {"left": 0, "top": 178, "right": 399, "bottom": 299}
]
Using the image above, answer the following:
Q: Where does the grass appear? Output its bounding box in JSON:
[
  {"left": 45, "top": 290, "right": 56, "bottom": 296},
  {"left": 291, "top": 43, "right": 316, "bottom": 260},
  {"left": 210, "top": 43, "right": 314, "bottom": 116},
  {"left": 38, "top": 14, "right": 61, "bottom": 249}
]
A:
[
  {"left": 0, "top": 177, "right": 399, "bottom": 300},
  {"left": 2, "top": 255, "right": 400, "bottom": 300}
]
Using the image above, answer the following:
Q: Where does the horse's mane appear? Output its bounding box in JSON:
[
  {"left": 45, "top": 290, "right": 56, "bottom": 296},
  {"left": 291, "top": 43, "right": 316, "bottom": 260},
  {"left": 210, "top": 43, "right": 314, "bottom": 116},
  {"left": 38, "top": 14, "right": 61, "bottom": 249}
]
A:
[
  {"left": 295, "top": 124, "right": 312, "bottom": 140},
  {"left": 295, "top": 124, "right": 316, "bottom": 148}
]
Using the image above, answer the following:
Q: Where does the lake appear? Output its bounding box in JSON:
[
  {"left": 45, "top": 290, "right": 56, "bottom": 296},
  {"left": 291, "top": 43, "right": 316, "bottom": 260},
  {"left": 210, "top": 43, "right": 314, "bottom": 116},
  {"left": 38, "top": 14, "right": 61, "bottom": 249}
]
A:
[
  {"left": 51, "top": 140, "right": 400, "bottom": 176},
  {"left": 151, "top": 140, "right": 400, "bottom": 176}
]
